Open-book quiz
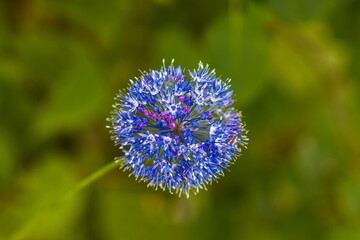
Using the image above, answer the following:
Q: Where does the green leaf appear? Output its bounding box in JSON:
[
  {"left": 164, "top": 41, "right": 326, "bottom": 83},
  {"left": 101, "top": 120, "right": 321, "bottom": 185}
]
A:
[
  {"left": 152, "top": 28, "right": 201, "bottom": 69},
  {"left": 3, "top": 154, "right": 84, "bottom": 239},
  {"left": 269, "top": 23, "right": 347, "bottom": 98},
  {"left": 204, "top": 4, "right": 271, "bottom": 105},
  {"left": 48, "top": 0, "right": 128, "bottom": 43},
  {"left": 0, "top": 129, "right": 17, "bottom": 186},
  {"left": 269, "top": 0, "right": 328, "bottom": 22},
  {"left": 31, "top": 42, "right": 106, "bottom": 139}
]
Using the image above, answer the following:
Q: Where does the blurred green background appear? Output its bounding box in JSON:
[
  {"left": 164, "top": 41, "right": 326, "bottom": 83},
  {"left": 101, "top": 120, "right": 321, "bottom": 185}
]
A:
[{"left": 0, "top": 0, "right": 360, "bottom": 239}]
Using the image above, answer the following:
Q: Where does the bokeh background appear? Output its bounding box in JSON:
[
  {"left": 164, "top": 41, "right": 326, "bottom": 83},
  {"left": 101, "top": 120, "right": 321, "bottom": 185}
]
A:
[{"left": 1, "top": 0, "right": 360, "bottom": 239}]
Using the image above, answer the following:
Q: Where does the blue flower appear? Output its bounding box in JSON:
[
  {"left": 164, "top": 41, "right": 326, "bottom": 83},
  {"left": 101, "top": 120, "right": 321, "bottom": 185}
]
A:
[{"left": 107, "top": 60, "right": 248, "bottom": 197}]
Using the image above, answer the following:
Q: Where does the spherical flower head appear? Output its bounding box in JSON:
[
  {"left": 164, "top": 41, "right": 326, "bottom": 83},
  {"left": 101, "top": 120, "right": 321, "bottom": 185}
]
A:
[{"left": 107, "top": 60, "right": 248, "bottom": 197}]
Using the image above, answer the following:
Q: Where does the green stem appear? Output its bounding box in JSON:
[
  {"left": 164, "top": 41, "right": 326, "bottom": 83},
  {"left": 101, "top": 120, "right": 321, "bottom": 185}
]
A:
[
  {"left": 10, "top": 159, "right": 123, "bottom": 240},
  {"left": 64, "top": 160, "right": 121, "bottom": 200}
]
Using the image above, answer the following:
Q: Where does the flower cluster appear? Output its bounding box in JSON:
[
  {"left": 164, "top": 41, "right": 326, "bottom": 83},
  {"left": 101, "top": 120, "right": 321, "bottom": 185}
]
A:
[{"left": 108, "top": 60, "right": 248, "bottom": 197}]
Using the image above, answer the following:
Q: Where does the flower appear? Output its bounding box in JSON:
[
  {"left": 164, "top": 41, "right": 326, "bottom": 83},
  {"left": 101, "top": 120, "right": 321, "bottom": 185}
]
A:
[{"left": 107, "top": 60, "right": 248, "bottom": 197}]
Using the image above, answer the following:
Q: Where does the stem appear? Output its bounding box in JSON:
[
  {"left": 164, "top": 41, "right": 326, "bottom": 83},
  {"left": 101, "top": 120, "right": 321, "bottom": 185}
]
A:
[
  {"left": 10, "top": 159, "right": 123, "bottom": 240},
  {"left": 65, "top": 160, "right": 121, "bottom": 200}
]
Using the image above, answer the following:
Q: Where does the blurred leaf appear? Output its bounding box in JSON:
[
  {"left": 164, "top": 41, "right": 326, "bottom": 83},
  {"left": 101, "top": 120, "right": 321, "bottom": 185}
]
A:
[
  {"left": 328, "top": 225, "right": 360, "bottom": 240},
  {"left": 336, "top": 176, "right": 360, "bottom": 218},
  {"left": 0, "top": 81, "right": 33, "bottom": 150},
  {"left": 48, "top": 0, "right": 128, "bottom": 43},
  {"left": 296, "top": 137, "right": 337, "bottom": 184},
  {"left": 31, "top": 42, "right": 106, "bottom": 138},
  {"left": 205, "top": 4, "right": 271, "bottom": 105},
  {"left": 98, "top": 190, "right": 194, "bottom": 240},
  {"left": 152, "top": 28, "right": 201, "bottom": 68},
  {"left": 0, "top": 58, "right": 24, "bottom": 84},
  {"left": 269, "top": 0, "right": 328, "bottom": 22},
  {"left": 270, "top": 31, "right": 318, "bottom": 96},
  {"left": 2, "top": 154, "right": 83, "bottom": 239},
  {"left": 98, "top": 190, "right": 162, "bottom": 240},
  {"left": 0, "top": 1, "right": 6, "bottom": 46},
  {"left": 0, "top": 129, "right": 17, "bottom": 186},
  {"left": 13, "top": 33, "right": 61, "bottom": 80},
  {"left": 269, "top": 23, "right": 347, "bottom": 98}
]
